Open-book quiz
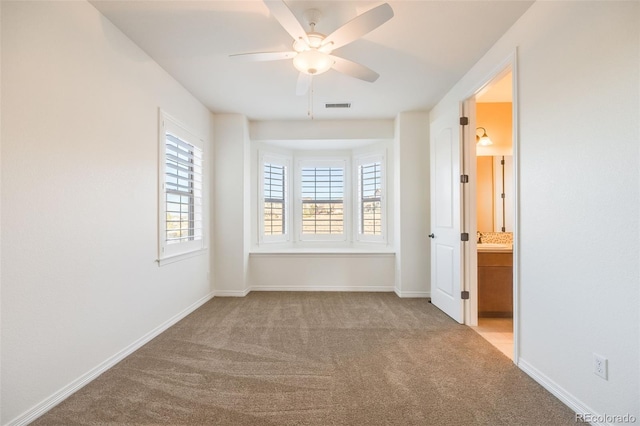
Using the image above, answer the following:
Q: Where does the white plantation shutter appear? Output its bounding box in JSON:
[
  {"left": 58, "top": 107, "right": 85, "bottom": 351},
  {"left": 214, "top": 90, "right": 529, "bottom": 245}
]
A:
[
  {"left": 359, "top": 162, "right": 382, "bottom": 235},
  {"left": 355, "top": 154, "right": 385, "bottom": 243},
  {"left": 298, "top": 159, "right": 347, "bottom": 242},
  {"left": 159, "top": 112, "right": 205, "bottom": 260},
  {"left": 165, "top": 134, "right": 203, "bottom": 243},
  {"left": 260, "top": 153, "right": 291, "bottom": 243},
  {"left": 301, "top": 167, "right": 344, "bottom": 235},
  {"left": 263, "top": 163, "right": 286, "bottom": 236}
]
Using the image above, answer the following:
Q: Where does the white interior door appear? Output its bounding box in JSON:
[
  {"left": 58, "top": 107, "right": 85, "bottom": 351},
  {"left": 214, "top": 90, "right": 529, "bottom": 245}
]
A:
[{"left": 430, "top": 109, "right": 464, "bottom": 323}]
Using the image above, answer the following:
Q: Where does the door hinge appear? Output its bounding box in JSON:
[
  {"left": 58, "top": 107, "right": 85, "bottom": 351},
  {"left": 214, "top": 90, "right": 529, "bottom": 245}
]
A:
[
  {"left": 461, "top": 233, "right": 469, "bottom": 242},
  {"left": 460, "top": 174, "right": 469, "bottom": 183},
  {"left": 501, "top": 159, "right": 505, "bottom": 165},
  {"left": 501, "top": 193, "right": 505, "bottom": 199},
  {"left": 461, "top": 291, "right": 470, "bottom": 300},
  {"left": 501, "top": 227, "right": 506, "bottom": 232},
  {"left": 459, "top": 116, "right": 469, "bottom": 126}
]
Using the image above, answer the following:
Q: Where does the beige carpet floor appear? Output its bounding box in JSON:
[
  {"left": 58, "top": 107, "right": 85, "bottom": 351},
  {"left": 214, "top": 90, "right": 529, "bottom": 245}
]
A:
[{"left": 34, "top": 292, "right": 576, "bottom": 425}]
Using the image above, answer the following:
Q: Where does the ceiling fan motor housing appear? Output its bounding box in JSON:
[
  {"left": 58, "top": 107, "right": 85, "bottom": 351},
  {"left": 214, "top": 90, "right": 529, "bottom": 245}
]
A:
[{"left": 293, "top": 32, "right": 327, "bottom": 52}]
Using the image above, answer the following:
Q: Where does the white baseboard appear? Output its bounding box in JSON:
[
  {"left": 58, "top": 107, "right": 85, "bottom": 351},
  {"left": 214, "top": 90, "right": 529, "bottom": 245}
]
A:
[
  {"left": 518, "top": 359, "right": 607, "bottom": 426},
  {"left": 250, "top": 286, "right": 395, "bottom": 292},
  {"left": 394, "top": 286, "right": 430, "bottom": 298},
  {"left": 394, "top": 288, "right": 430, "bottom": 298},
  {"left": 6, "top": 291, "right": 215, "bottom": 426},
  {"left": 214, "top": 288, "right": 251, "bottom": 297}
]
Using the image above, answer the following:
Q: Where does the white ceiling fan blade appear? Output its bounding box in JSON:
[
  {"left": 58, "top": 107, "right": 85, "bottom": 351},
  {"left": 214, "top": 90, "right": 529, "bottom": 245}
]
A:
[
  {"left": 264, "top": 0, "right": 309, "bottom": 45},
  {"left": 296, "top": 72, "right": 312, "bottom": 96},
  {"left": 229, "top": 51, "right": 297, "bottom": 62},
  {"left": 329, "top": 55, "right": 379, "bottom": 82},
  {"left": 321, "top": 3, "right": 393, "bottom": 51}
]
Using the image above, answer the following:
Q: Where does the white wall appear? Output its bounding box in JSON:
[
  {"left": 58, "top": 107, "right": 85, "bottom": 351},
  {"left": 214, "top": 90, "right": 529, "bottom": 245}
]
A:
[
  {"left": 394, "top": 112, "right": 430, "bottom": 298},
  {"left": 251, "top": 253, "right": 395, "bottom": 292},
  {"left": 1, "top": 2, "right": 213, "bottom": 424},
  {"left": 213, "top": 114, "right": 251, "bottom": 296},
  {"left": 431, "top": 1, "right": 639, "bottom": 421},
  {"left": 250, "top": 119, "right": 394, "bottom": 143}
]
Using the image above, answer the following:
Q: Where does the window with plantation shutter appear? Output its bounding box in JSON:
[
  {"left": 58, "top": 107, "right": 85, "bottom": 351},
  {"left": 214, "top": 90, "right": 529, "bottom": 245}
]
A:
[
  {"left": 264, "top": 163, "right": 285, "bottom": 235},
  {"left": 355, "top": 154, "right": 385, "bottom": 242},
  {"left": 255, "top": 150, "right": 388, "bottom": 249},
  {"left": 298, "top": 160, "right": 346, "bottom": 241},
  {"left": 359, "top": 162, "right": 382, "bottom": 235},
  {"left": 159, "top": 112, "right": 205, "bottom": 262},
  {"left": 260, "top": 153, "right": 289, "bottom": 243}
]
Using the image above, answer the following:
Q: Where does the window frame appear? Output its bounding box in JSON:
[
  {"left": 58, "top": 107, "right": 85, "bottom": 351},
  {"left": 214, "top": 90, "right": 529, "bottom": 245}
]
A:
[
  {"left": 354, "top": 153, "right": 386, "bottom": 243},
  {"left": 254, "top": 147, "right": 390, "bottom": 250},
  {"left": 296, "top": 158, "right": 349, "bottom": 242},
  {"left": 158, "top": 110, "right": 205, "bottom": 262},
  {"left": 259, "top": 152, "right": 290, "bottom": 244}
]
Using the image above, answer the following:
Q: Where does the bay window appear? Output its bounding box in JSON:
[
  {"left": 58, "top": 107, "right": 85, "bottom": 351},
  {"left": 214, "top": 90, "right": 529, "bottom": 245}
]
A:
[{"left": 256, "top": 149, "right": 387, "bottom": 247}]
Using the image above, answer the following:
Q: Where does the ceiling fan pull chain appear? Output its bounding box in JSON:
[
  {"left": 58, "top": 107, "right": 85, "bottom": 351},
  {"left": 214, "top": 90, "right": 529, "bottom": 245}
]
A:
[{"left": 308, "top": 77, "right": 314, "bottom": 120}]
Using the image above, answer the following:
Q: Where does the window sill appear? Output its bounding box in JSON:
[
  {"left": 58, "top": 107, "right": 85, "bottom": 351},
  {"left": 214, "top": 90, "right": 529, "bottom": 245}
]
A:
[
  {"left": 157, "top": 247, "right": 208, "bottom": 266},
  {"left": 250, "top": 248, "right": 395, "bottom": 256}
]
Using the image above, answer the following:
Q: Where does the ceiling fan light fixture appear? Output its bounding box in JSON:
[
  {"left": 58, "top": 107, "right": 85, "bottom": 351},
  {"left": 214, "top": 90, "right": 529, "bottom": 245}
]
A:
[{"left": 293, "top": 49, "right": 334, "bottom": 75}]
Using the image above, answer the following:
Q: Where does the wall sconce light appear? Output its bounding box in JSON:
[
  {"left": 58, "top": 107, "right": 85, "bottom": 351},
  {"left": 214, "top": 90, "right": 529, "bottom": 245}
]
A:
[{"left": 476, "top": 127, "right": 493, "bottom": 146}]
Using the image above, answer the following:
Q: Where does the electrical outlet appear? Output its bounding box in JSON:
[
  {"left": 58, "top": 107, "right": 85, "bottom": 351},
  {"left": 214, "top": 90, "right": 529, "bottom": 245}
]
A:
[{"left": 593, "top": 353, "right": 608, "bottom": 380}]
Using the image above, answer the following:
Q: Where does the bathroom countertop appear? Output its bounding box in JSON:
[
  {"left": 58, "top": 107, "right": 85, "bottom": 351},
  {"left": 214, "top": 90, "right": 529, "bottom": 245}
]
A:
[{"left": 477, "top": 243, "right": 513, "bottom": 253}]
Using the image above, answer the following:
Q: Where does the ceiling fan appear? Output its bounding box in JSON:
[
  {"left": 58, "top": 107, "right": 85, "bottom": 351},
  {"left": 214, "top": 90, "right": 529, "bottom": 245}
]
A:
[{"left": 230, "top": 0, "right": 394, "bottom": 95}]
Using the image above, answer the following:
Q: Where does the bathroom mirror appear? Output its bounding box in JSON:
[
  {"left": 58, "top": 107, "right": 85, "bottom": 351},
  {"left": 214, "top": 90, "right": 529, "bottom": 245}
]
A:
[{"left": 477, "top": 155, "right": 513, "bottom": 233}]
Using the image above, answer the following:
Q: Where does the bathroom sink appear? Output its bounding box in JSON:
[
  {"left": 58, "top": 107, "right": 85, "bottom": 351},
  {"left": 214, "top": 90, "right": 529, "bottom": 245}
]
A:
[{"left": 477, "top": 243, "right": 513, "bottom": 252}]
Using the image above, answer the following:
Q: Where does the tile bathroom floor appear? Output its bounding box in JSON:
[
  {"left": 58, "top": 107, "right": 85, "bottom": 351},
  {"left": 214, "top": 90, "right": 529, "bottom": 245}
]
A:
[{"left": 471, "top": 317, "right": 513, "bottom": 360}]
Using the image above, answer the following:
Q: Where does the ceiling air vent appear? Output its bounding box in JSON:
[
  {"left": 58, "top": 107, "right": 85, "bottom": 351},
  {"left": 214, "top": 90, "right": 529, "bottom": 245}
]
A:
[{"left": 325, "top": 103, "right": 351, "bottom": 109}]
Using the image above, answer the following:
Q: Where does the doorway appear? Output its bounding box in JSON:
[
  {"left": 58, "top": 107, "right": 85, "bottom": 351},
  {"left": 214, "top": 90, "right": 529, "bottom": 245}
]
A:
[
  {"left": 466, "top": 65, "right": 517, "bottom": 361},
  {"left": 428, "top": 53, "right": 519, "bottom": 362}
]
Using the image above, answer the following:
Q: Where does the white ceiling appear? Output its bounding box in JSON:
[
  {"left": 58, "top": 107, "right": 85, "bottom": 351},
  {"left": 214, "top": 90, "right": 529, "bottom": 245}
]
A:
[{"left": 91, "top": 1, "right": 533, "bottom": 121}]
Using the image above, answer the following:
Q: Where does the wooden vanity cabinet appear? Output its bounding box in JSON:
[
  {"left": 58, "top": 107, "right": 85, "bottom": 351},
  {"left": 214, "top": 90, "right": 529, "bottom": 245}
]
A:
[{"left": 477, "top": 252, "right": 513, "bottom": 317}]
